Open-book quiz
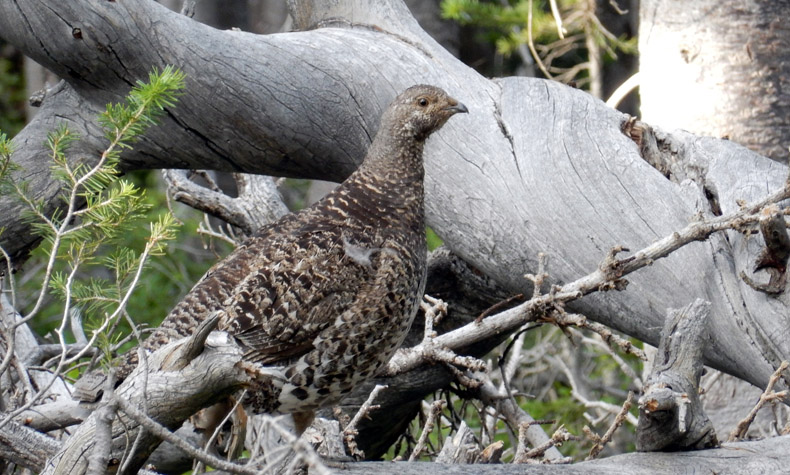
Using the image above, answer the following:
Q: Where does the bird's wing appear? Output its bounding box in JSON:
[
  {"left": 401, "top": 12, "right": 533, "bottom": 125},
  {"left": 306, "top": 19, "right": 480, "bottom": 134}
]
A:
[{"left": 218, "top": 227, "right": 381, "bottom": 365}]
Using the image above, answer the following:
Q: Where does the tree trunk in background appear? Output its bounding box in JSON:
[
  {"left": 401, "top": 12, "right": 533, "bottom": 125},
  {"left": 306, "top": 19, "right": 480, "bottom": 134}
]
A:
[
  {"left": 600, "top": 0, "right": 640, "bottom": 115},
  {"left": 640, "top": 0, "right": 790, "bottom": 163},
  {"left": 639, "top": 0, "right": 790, "bottom": 439}
]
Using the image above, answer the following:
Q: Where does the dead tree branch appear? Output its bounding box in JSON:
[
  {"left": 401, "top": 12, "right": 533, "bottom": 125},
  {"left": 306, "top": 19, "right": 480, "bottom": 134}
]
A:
[
  {"left": 637, "top": 299, "right": 718, "bottom": 451},
  {"left": 586, "top": 391, "right": 634, "bottom": 460},
  {"left": 338, "top": 434, "right": 790, "bottom": 474},
  {"left": 386, "top": 178, "right": 790, "bottom": 379},
  {"left": 162, "top": 170, "right": 288, "bottom": 237},
  {"left": 41, "top": 331, "right": 250, "bottom": 474},
  {"left": 728, "top": 361, "right": 790, "bottom": 442}
]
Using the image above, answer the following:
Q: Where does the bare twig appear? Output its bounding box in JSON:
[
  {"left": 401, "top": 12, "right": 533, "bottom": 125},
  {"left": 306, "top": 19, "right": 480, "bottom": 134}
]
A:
[
  {"left": 162, "top": 169, "right": 288, "bottom": 238},
  {"left": 197, "top": 213, "right": 239, "bottom": 247},
  {"left": 194, "top": 391, "right": 247, "bottom": 474},
  {"left": 249, "top": 415, "right": 332, "bottom": 475},
  {"left": 551, "top": 355, "right": 638, "bottom": 426},
  {"left": 583, "top": 0, "right": 602, "bottom": 98},
  {"left": 476, "top": 376, "right": 563, "bottom": 461},
  {"left": 524, "top": 252, "right": 549, "bottom": 299},
  {"left": 514, "top": 420, "right": 535, "bottom": 463},
  {"left": 548, "top": 0, "right": 566, "bottom": 38},
  {"left": 114, "top": 396, "right": 261, "bottom": 475},
  {"left": 386, "top": 295, "right": 486, "bottom": 383},
  {"left": 606, "top": 72, "right": 640, "bottom": 108},
  {"left": 23, "top": 343, "right": 93, "bottom": 367},
  {"left": 496, "top": 0, "right": 535, "bottom": 75},
  {"left": 572, "top": 330, "right": 642, "bottom": 387},
  {"left": 609, "top": 0, "right": 629, "bottom": 14},
  {"left": 87, "top": 372, "right": 117, "bottom": 474},
  {"left": 1, "top": 246, "right": 17, "bottom": 309},
  {"left": 586, "top": 391, "right": 634, "bottom": 460},
  {"left": 421, "top": 294, "right": 447, "bottom": 336},
  {"left": 554, "top": 311, "right": 647, "bottom": 362},
  {"left": 515, "top": 425, "right": 576, "bottom": 463},
  {"left": 475, "top": 293, "right": 524, "bottom": 323},
  {"left": 343, "top": 384, "right": 387, "bottom": 459},
  {"left": 409, "top": 400, "right": 445, "bottom": 461},
  {"left": 345, "top": 384, "right": 386, "bottom": 432},
  {"left": 728, "top": 361, "right": 790, "bottom": 442},
  {"left": 180, "top": 0, "right": 196, "bottom": 17},
  {"left": 527, "top": 0, "right": 554, "bottom": 79}
]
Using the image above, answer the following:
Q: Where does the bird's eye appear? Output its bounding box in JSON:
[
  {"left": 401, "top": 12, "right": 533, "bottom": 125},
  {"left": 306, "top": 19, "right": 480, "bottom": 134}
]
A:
[{"left": 417, "top": 97, "right": 429, "bottom": 107}]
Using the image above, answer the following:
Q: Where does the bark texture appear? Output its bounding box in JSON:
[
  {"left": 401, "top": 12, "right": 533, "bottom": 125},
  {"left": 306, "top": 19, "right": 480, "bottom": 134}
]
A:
[
  {"left": 342, "top": 434, "right": 790, "bottom": 474},
  {"left": 640, "top": 0, "right": 790, "bottom": 162},
  {"left": 636, "top": 299, "right": 718, "bottom": 451},
  {"left": 0, "top": 0, "right": 788, "bottom": 414},
  {"left": 43, "top": 332, "right": 248, "bottom": 475}
]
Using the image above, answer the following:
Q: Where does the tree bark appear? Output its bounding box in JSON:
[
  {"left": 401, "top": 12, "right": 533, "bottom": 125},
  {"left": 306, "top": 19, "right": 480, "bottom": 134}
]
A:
[
  {"left": 42, "top": 331, "right": 249, "bottom": 475},
  {"left": 339, "top": 434, "right": 790, "bottom": 474},
  {"left": 640, "top": 0, "right": 790, "bottom": 163},
  {"left": 0, "top": 0, "right": 788, "bottom": 403},
  {"left": 636, "top": 299, "right": 718, "bottom": 451},
  {"left": 6, "top": 372, "right": 790, "bottom": 475}
]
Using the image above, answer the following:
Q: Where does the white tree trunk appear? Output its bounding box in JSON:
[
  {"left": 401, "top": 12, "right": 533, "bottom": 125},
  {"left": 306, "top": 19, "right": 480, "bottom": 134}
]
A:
[{"left": 640, "top": 0, "right": 790, "bottom": 162}]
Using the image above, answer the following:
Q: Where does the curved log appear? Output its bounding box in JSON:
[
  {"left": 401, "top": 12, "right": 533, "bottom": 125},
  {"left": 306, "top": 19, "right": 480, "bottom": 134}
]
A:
[{"left": 0, "top": 0, "right": 787, "bottom": 394}]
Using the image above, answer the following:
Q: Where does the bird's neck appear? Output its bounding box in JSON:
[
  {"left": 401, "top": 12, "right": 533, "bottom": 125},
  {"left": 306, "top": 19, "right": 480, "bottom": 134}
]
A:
[
  {"left": 328, "top": 133, "right": 426, "bottom": 231},
  {"left": 361, "top": 128, "right": 426, "bottom": 185}
]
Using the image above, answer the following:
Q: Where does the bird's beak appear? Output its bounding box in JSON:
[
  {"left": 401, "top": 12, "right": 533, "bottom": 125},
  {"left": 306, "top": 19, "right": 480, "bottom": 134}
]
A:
[{"left": 444, "top": 102, "right": 468, "bottom": 114}]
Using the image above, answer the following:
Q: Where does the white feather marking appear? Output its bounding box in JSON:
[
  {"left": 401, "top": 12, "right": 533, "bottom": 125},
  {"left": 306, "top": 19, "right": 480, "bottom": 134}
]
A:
[{"left": 343, "top": 237, "right": 376, "bottom": 268}]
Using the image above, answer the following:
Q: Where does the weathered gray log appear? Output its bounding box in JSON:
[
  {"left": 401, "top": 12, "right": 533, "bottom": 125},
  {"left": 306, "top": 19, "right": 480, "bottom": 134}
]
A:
[
  {"left": 7, "top": 397, "right": 790, "bottom": 475},
  {"left": 6, "top": 407, "right": 219, "bottom": 475},
  {"left": 436, "top": 421, "right": 479, "bottom": 464},
  {"left": 0, "top": 0, "right": 788, "bottom": 437},
  {"left": 41, "top": 331, "right": 249, "bottom": 475},
  {"left": 636, "top": 299, "right": 718, "bottom": 451},
  {"left": 339, "top": 434, "right": 790, "bottom": 474},
  {"left": 15, "top": 398, "right": 90, "bottom": 433},
  {"left": 0, "top": 419, "right": 61, "bottom": 473}
]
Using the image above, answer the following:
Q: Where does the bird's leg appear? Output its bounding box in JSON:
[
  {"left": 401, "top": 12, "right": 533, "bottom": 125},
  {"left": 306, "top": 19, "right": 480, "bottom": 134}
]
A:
[{"left": 291, "top": 410, "right": 316, "bottom": 435}]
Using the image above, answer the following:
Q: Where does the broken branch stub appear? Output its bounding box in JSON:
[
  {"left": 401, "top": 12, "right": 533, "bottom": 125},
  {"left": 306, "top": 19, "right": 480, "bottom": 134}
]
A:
[{"left": 636, "top": 299, "right": 718, "bottom": 451}]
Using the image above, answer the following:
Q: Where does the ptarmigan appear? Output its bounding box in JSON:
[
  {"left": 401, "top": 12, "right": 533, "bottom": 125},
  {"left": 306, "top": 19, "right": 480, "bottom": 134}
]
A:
[{"left": 75, "top": 85, "right": 467, "bottom": 430}]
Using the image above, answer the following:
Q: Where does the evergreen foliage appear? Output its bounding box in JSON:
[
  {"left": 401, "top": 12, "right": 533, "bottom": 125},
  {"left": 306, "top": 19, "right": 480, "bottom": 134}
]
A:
[
  {"left": 441, "top": 0, "right": 636, "bottom": 85},
  {"left": 0, "top": 47, "right": 25, "bottom": 136},
  {"left": 1, "top": 66, "right": 186, "bottom": 373}
]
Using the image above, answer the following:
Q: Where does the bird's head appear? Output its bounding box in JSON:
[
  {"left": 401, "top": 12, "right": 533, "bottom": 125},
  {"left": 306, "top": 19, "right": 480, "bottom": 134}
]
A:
[{"left": 383, "top": 85, "right": 468, "bottom": 141}]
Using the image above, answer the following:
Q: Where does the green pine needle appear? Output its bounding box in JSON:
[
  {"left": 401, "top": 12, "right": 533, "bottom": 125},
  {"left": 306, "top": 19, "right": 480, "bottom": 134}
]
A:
[{"left": 7, "top": 66, "right": 186, "bottom": 362}]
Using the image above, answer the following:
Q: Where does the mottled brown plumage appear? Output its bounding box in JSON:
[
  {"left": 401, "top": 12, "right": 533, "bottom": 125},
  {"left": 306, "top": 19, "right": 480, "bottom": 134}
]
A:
[{"left": 75, "top": 85, "right": 467, "bottom": 422}]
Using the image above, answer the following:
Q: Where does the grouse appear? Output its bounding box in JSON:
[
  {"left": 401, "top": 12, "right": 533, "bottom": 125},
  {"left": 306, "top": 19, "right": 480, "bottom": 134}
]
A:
[{"left": 74, "top": 85, "right": 467, "bottom": 430}]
